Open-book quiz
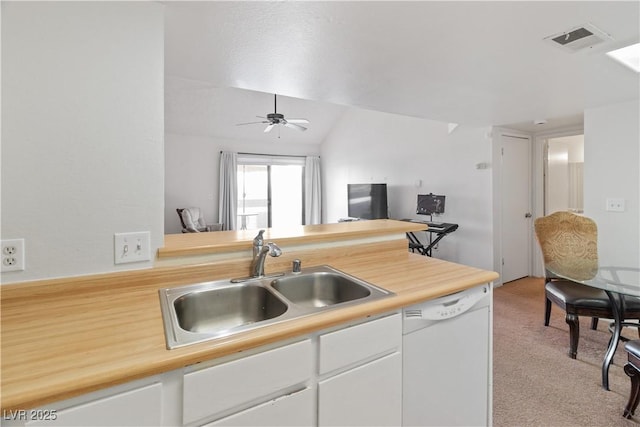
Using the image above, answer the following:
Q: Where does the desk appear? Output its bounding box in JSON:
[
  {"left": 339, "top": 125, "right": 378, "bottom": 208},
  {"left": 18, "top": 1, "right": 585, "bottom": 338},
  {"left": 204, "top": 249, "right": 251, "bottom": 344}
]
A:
[
  {"left": 548, "top": 264, "right": 640, "bottom": 390},
  {"left": 400, "top": 219, "right": 458, "bottom": 257}
]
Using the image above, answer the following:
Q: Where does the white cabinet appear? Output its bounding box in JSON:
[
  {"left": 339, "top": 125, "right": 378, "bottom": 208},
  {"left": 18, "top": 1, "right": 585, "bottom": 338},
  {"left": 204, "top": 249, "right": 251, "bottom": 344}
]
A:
[
  {"left": 319, "top": 312, "right": 401, "bottom": 374},
  {"left": 319, "top": 352, "right": 402, "bottom": 427},
  {"left": 183, "top": 339, "right": 312, "bottom": 426},
  {"left": 14, "top": 380, "right": 165, "bottom": 427},
  {"left": 205, "top": 388, "right": 314, "bottom": 427},
  {"left": 195, "top": 314, "right": 402, "bottom": 427},
  {"left": 317, "top": 313, "right": 402, "bottom": 427}
]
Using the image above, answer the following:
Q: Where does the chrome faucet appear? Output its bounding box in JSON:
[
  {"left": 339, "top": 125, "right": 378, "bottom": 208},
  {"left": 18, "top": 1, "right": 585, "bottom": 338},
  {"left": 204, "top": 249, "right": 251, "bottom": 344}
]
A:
[{"left": 250, "top": 230, "right": 282, "bottom": 278}]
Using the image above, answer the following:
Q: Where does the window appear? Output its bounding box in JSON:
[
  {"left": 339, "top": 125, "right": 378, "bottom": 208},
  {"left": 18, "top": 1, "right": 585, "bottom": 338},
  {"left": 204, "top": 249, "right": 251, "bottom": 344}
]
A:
[{"left": 237, "top": 154, "right": 304, "bottom": 230}]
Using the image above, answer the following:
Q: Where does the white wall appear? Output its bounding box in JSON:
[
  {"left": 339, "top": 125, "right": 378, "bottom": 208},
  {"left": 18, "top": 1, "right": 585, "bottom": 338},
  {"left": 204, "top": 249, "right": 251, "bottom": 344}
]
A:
[
  {"left": 165, "top": 133, "right": 320, "bottom": 234},
  {"left": 1, "top": 2, "right": 165, "bottom": 283},
  {"left": 321, "top": 107, "right": 493, "bottom": 270},
  {"left": 584, "top": 99, "right": 640, "bottom": 268}
]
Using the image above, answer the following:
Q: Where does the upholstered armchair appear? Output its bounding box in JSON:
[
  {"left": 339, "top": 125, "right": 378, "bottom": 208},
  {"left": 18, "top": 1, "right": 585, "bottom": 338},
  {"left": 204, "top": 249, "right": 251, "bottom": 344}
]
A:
[{"left": 177, "top": 207, "right": 211, "bottom": 233}]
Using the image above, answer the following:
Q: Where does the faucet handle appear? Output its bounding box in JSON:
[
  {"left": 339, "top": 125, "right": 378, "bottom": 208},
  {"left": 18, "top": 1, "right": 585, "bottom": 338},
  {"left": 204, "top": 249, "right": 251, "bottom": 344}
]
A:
[
  {"left": 292, "top": 259, "right": 301, "bottom": 273},
  {"left": 266, "top": 242, "right": 282, "bottom": 257}
]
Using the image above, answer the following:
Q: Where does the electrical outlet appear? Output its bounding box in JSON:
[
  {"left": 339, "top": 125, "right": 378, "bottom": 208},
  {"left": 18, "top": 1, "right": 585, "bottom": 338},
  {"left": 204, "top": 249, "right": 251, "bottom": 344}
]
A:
[
  {"left": 114, "top": 232, "right": 151, "bottom": 265},
  {"left": 1, "top": 239, "right": 25, "bottom": 272},
  {"left": 606, "top": 198, "right": 625, "bottom": 212}
]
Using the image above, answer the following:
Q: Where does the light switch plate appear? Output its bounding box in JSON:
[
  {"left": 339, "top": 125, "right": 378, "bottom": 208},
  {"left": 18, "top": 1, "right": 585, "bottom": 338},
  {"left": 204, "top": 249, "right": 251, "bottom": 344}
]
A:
[{"left": 114, "top": 231, "right": 151, "bottom": 264}]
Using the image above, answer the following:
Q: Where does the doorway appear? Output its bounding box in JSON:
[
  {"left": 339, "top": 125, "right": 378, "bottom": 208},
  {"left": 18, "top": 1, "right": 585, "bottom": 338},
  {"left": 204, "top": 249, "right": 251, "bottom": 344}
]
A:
[
  {"left": 544, "top": 135, "right": 584, "bottom": 215},
  {"left": 531, "top": 129, "right": 585, "bottom": 277}
]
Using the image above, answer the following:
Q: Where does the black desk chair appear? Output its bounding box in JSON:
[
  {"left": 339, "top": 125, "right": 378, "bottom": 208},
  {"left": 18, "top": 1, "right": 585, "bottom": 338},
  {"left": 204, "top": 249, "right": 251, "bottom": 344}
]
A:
[{"left": 624, "top": 340, "right": 640, "bottom": 418}]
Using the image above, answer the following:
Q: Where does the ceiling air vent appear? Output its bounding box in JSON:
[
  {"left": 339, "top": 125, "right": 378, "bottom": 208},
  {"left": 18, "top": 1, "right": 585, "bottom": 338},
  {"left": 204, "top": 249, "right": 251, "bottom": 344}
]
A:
[{"left": 544, "top": 23, "right": 613, "bottom": 53}]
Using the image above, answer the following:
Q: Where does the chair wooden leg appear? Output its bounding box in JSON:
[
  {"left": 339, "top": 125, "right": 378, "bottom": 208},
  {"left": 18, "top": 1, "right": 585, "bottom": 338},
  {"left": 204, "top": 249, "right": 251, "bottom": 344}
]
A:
[
  {"left": 544, "top": 298, "right": 552, "bottom": 326},
  {"left": 566, "top": 313, "right": 579, "bottom": 359},
  {"left": 591, "top": 317, "right": 599, "bottom": 330},
  {"left": 624, "top": 363, "right": 640, "bottom": 418}
]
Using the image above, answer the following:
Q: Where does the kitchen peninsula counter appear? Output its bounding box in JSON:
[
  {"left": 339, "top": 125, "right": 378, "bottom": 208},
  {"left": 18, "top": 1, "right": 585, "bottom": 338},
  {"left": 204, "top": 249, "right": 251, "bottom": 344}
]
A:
[
  {"left": 158, "top": 218, "right": 429, "bottom": 260},
  {"left": 1, "top": 220, "right": 498, "bottom": 411}
]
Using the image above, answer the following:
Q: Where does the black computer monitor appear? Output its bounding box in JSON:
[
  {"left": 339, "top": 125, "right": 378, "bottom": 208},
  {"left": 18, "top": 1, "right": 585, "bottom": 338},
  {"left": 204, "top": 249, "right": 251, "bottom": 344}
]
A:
[
  {"left": 347, "top": 183, "right": 389, "bottom": 219},
  {"left": 417, "top": 194, "right": 445, "bottom": 215}
]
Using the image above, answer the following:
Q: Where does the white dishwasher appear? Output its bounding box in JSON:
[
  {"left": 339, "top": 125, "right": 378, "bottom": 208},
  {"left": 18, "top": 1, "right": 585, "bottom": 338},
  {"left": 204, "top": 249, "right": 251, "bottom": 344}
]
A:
[{"left": 402, "top": 284, "right": 492, "bottom": 427}]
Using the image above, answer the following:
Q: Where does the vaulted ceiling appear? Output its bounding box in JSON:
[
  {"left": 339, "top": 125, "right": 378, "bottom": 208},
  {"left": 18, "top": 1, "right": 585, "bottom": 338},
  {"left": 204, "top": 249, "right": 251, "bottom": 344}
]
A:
[{"left": 164, "top": 1, "right": 639, "bottom": 138}]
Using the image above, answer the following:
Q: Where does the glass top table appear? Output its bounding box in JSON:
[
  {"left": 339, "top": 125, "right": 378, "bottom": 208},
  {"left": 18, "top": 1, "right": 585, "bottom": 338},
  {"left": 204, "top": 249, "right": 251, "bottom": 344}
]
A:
[{"left": 548, "top": 263, "right": 640, "bottom": 390}]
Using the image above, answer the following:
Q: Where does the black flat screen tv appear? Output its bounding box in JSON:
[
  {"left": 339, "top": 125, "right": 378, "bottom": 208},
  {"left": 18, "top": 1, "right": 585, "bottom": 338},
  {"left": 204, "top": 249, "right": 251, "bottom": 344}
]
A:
[
  {"left": 348, "top": 183, "right": 388, "bottom": 219},
  {"left": 417, "top": 193, "right": 446, "bottom": 215}
]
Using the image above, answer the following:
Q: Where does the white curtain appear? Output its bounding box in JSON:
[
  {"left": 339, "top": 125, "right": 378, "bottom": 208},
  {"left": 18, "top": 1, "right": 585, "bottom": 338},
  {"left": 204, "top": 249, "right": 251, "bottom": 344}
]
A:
[
  {"left": 305, "top": 156, "right": 322, "bottom": 224},
  {"left": 219, "top": 151, "right": 238, "bottom": 230}
]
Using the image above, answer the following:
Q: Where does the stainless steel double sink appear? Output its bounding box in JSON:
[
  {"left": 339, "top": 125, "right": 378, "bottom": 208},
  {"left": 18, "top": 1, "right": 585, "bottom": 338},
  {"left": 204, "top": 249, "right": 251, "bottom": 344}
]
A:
[{"left": 158, "top": 265, "right": 394, "bottom": 349}]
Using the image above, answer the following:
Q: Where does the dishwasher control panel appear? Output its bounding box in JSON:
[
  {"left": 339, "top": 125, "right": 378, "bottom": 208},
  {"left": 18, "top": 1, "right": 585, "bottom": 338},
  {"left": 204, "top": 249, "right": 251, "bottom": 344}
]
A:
[{"left": 403, "top": 284, "right": 490, "bottom": 330}]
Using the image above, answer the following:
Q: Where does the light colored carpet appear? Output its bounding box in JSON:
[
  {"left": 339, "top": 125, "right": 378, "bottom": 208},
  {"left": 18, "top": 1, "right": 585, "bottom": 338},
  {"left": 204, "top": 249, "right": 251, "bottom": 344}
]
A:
[{"left": 493, "top": 277, "right": 640, "bottom": 427}]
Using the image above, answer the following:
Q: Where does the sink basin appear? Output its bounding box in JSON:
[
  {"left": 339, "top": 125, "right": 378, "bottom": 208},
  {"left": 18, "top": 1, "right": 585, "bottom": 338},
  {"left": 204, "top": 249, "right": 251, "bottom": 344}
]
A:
[
  {"left": 159, "top": 281, "right": 290, "bottom": 348},
  {"left": 174, "top": 284, "right": 288, "bottom": 333},
  {"left": 271, "top": 272, "right": 371, "bottom": 308},
  {"left": 159, "top": 265, "right": 394, "bottom": 349}
]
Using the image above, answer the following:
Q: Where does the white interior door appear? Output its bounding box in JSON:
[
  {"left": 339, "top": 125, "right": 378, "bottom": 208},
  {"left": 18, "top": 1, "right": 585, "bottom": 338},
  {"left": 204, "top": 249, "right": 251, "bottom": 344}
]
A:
[{"left": 501, "top": 134, "right": 532, "bottom": 283}]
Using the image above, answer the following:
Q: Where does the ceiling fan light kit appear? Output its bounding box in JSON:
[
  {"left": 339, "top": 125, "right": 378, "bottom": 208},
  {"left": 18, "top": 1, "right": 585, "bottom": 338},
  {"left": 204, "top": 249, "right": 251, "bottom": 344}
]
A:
[{"left": 237, "top": 94, "right": 309, "bottom": 133}]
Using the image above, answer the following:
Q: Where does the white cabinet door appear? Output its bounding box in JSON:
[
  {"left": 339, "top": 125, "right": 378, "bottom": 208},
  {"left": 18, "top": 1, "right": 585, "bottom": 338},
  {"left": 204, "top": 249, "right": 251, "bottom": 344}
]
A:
[
  {"left": 24, "top": 382, "right": 163, "bottom": 427},
  {"left": 205, "top": 388, "right": 314, "bottom": 427},
  {"left": 318, "top": 352, "right": 402, "bottom": 427}
]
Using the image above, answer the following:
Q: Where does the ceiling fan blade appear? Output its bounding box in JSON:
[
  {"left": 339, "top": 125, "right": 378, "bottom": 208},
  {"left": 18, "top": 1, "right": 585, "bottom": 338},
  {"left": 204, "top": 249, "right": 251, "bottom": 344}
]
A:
[
  {"left": 236, "top": 121, "right": 269, "bottom": 126},
  {"left": 285, "top": 118, "right": 309, "bottom": 124},
  {"left": 264, "top": 124, "right": 275, "bottom": 133},
  {"left": 283, "top": 122, "right": 307, "bottom": 132}
]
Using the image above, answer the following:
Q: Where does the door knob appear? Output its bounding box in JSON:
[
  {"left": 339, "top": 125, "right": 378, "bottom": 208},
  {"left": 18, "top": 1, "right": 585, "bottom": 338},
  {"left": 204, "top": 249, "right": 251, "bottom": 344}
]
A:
[{"left": 525, "top": 213, "right": 532, "bottom": 218}]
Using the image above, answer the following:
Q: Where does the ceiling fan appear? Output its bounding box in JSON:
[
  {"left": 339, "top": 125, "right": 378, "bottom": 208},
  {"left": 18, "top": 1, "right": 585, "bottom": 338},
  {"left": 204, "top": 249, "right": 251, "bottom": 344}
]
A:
[{"left": 236, "top": 94, "right": 309, "bottom": 133}]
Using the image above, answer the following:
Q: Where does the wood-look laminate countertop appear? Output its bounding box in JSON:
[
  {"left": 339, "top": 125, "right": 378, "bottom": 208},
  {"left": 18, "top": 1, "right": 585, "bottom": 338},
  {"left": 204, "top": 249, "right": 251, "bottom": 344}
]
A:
[
  {"left": 1, "top": 222, "right": 498, "bottom": 411},
  {"left": 159, "top": 219, "right": 428, "bottom": 258}
]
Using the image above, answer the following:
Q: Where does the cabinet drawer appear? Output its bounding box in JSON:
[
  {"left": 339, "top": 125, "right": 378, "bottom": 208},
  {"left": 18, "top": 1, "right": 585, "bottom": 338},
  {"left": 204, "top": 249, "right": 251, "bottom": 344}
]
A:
[
  {"left": 204, "top": 387, "right": 314, "bottom": 427},
  {"left": 25, "top": 382, "right": 162, "bottom": 427},
  {"left": 183, "top": 339, "right": 312, "bottom": 425},
  {"left": 319, "top": 312, "right": 401, "bottom": 374}
]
